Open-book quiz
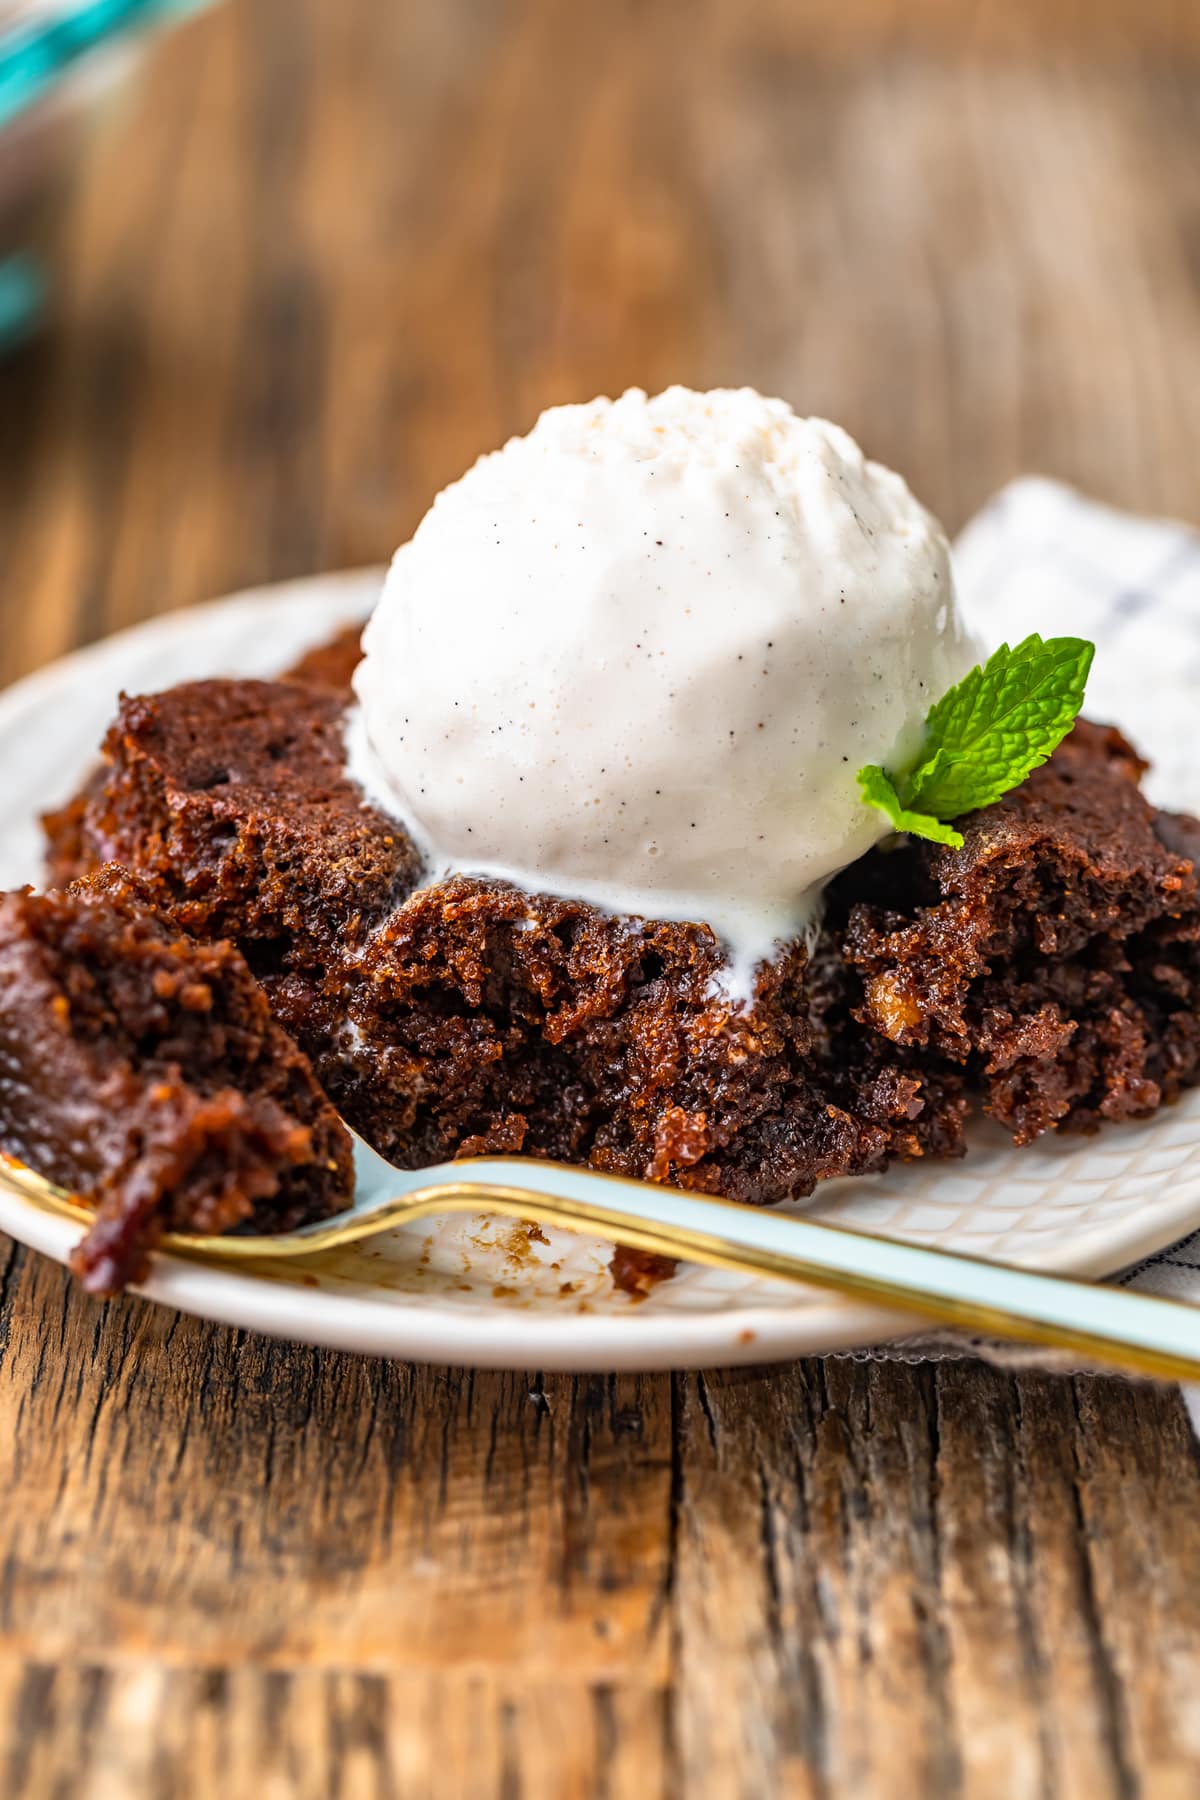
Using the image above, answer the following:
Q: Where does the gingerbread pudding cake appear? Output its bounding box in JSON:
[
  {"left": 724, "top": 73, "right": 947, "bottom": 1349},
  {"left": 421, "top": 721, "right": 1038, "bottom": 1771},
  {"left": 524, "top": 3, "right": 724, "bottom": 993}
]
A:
[{"left": 7, "top": 387, "right": 1198, "bottom": 1291}]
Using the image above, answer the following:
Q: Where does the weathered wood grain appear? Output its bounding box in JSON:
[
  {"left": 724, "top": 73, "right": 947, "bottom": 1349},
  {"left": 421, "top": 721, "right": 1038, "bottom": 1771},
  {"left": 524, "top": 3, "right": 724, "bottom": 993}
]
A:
[
  {"left": 2, "top": 0, "right": 1200, "bottom": 1793},
  {"left": 2, "top": 1242, "right": 1200, "bottom": 1796}
]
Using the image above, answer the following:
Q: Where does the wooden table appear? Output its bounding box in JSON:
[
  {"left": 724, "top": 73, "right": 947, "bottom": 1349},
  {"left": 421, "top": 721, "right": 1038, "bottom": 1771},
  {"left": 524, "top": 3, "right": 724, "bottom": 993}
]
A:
[{"left": 2, "top": 2, "right": 1200, "bottom": 1793}]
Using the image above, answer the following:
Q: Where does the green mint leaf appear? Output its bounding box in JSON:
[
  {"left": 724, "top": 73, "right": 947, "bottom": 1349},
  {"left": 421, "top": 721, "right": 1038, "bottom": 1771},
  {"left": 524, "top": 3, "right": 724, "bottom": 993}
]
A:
[
  {"left": 857, "top": 764, "right": 965, "bottom": 848},
  {"left": 901, "top": 634, "right": 1094, "bottom": 821},
  {"left": 855, "top": 635, "right": 1094, "bottom": 849}
]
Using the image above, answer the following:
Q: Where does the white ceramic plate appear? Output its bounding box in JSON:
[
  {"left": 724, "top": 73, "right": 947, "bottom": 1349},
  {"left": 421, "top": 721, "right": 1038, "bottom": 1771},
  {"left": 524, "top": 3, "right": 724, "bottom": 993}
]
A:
[{"left": 1, "top": 573, "right": 1200, "bottom": 1370}]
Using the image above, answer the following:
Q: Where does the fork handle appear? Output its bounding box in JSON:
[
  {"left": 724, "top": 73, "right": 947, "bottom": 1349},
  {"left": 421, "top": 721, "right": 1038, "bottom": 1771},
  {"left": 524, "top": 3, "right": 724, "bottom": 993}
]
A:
[{"left": 383, "top": 1160, "right": 1200, "bottom": 1384}]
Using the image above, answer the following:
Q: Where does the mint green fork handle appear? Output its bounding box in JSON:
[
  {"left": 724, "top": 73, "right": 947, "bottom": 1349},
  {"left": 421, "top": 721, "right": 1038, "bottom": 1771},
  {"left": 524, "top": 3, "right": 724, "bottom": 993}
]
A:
[{"left": 339, "top": 1146, "right": 1200, "bottom": 1382}]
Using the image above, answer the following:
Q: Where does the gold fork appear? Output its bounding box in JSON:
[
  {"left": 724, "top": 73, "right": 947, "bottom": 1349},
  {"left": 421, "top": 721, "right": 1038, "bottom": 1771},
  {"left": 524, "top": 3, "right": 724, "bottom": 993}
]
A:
[{"left": 4, "top": 1139, "right": 1200, "bottom": 1382}]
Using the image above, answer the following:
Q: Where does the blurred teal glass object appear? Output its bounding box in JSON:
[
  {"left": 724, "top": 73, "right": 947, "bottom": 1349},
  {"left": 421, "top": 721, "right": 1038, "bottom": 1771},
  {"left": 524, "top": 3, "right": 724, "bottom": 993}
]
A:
[
  {"left": 0, "top": 0, "right": 216, "bottom": 351},
  {"left": 0, "top": 251, "right": 45, "bottom": 348},
  {"left": 0, "top": 0, "right": 207, "bottom": 130}
]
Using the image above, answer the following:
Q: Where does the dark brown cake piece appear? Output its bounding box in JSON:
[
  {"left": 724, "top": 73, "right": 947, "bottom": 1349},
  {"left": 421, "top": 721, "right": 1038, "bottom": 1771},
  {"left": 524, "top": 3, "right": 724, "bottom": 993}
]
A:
[
  {"left": 311, "top": 875, "right": 965, "bottom": 1201},
  {"left": 46, "top": 679, "right": 966, "bottom": 1205},
  {"left": 283, "top": 622, "right": 365, "bottom": 694},
  {"left": 41, "top": 770, "right": 102, "bottom": 889},
  {"left": 43, "top": 679, "right": 421, "bottom": 976},
  {"left": 48, "top": 675, "right": 1200, "bottom": 1213},
  {"left": 40, "top": 628, "right": 368, "bottom": 891},
  {"left": 0, "top": 869, "right": 355, "bottom": 1294},
  {"left": 832, "top": 721, "right": 1200, "bottom": 1143}
]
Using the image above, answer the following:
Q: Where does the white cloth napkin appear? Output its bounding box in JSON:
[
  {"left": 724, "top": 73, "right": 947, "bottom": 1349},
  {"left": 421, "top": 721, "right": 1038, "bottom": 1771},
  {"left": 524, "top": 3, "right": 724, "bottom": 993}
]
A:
[{"left": 869, "top": 479, "right": 1200, "bottom": 1408}]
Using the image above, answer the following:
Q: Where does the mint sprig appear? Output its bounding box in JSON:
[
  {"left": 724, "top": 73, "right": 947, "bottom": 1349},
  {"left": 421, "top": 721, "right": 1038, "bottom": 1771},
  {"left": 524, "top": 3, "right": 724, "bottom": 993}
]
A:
[
  {"left": 857, "top": 633, "right": 1095, "bottom": 850},
  {"left": 857, "top": 764, "right": 966, "bottom": 848}
]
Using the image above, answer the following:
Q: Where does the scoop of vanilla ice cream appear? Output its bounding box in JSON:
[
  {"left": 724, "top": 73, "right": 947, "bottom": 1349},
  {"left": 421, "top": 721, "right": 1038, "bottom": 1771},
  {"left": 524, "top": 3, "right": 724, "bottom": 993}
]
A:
[{"left": 349, "top": 387, "right": 979, "bottom": 994}]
